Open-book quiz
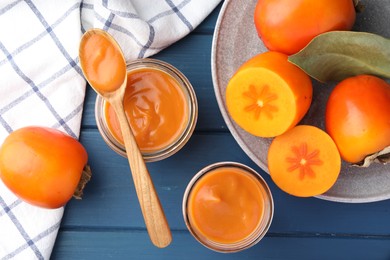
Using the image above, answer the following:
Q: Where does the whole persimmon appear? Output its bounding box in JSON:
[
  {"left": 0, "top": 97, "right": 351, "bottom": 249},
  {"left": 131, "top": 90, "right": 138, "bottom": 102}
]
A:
[
  {"left": 0, "top": 126, "right": 90, "bottom": 208},
  {"left": 254, "top": 0, "right": 356, "bottom": 55},
  {"left": 325, "top": 75, "right": 390, "bottom": 164}
]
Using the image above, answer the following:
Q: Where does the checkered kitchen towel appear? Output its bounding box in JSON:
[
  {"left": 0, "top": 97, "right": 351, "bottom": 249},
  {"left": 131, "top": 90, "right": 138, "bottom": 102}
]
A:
[{"left": 0, "top": 0, "right": 221, "bottom": 259}]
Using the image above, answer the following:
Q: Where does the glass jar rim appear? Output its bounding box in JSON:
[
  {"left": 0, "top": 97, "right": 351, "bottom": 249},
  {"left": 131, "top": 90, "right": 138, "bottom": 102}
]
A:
[
  {"left": 182, "top": 161, "right": 274, "bottom": 253},
  {"left": 95, "top": 58, "right": 198, "bottom": 162}
]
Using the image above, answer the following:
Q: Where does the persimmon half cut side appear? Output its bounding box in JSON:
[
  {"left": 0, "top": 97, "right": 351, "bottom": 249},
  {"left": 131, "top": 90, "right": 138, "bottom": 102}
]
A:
[
  {"left": 225, "top": 51, "right": 312, "bottom": 137},
  {"left": 267, "top": 125, "right": 341, "bottom": 197}
]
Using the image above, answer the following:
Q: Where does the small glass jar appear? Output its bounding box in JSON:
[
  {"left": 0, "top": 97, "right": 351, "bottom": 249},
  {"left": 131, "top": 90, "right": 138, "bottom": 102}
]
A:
[
  {"left": 95, "top": 58, "right": 198, "bottom": 162},
  {"left": 182, "top": 162, "right": 274, "bottom": 253}
]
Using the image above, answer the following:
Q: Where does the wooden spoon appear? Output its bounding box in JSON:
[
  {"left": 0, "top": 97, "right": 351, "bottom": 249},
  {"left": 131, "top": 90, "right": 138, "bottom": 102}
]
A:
[{"left": 79, "top": 28, "right": 172, "bottom": 248}]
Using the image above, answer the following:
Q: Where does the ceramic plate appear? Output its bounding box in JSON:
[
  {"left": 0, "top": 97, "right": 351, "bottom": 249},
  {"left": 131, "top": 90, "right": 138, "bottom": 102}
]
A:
[{"left": 211, "top": 0, "right": 390, "bottom": 203}]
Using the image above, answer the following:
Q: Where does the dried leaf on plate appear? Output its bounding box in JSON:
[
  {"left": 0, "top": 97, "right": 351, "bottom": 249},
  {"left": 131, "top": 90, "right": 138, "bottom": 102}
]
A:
[{"left": 353, "top": 146, "right": 390, "bottom": 168}]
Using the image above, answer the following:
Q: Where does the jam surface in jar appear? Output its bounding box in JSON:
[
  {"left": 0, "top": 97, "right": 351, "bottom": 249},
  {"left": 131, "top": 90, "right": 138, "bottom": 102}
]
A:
[
  {"left": 187, "top": 166, "right": 265, "bottom": 244},
  {"left": 104, "top": 67, "right": 189, "bottom": 153}
]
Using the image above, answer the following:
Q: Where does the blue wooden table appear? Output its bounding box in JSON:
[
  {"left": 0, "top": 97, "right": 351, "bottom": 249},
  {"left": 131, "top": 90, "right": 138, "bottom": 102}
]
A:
[{"left": 51, "top": 3, "right": 390, "bottom": 259}]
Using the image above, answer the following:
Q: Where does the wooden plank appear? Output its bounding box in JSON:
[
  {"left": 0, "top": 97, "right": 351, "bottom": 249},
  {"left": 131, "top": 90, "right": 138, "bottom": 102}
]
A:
[
  {"left": 57, "top": 3, "right": 390, "bottom": 258},
  {"left": 81, "top": 33, "right": 228, "bottom": 132},
  {"left": 64, "top": 130, "right": 258, "bottom": 230},
  {"left": 52, "top": 230, "right": 390, "bottom": 260},
  {"left": 62, "top": 129, "right": 390, "bottom": 236}
]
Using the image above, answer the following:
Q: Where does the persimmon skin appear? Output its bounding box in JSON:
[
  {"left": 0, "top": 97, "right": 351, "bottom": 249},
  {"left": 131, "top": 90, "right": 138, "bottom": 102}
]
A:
[
  {"left": 325, "top": 75, "right": 390, "bottom": 164},
  {"left": 254, "top": 0, "right": 356, "bottom": 55},
  {"left": 0, "top": 126, "right": 88, "bottom": 209}
]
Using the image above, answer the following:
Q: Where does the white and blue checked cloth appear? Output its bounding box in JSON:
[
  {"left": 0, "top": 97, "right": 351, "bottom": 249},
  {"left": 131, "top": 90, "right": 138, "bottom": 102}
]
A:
[{"left": 0, "top": 0, "right": 221, "bottom": 259}]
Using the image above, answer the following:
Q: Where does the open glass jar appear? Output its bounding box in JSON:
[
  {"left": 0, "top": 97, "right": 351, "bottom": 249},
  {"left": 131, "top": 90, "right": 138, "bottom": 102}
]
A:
[
  {"left": 95, "top": 58, "right": 198, "bottom": 162},
  {"left": 182, "top": 162, "right": 274, "bottom": 253}
]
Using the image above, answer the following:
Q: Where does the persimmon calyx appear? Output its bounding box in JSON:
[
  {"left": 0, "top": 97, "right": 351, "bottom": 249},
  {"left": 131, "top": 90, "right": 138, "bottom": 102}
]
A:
[
  {"left": 354, "top": 146, "right": 390, "bottom": 167},
  {"left": 73, "top": 164, "right": 92, "bottom": 199},
  {"left": 353, "top": 0, "right": 364, "bottom": 13}
]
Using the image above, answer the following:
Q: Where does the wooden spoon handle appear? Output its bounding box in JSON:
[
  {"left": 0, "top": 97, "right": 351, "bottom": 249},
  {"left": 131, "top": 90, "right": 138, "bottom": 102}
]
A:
[{"left": 111, "top": 99, "right": 172, "bottom": 248}]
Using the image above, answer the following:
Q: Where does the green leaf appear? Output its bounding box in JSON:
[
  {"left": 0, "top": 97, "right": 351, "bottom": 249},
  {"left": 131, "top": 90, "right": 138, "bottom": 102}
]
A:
[{"left": 288, "top": 31, "right": 390, "bottom": 83}]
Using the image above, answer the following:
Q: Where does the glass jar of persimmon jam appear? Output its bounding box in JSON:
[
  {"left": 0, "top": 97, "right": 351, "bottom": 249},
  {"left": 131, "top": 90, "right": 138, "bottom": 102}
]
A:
[
  {"left": 95, "top": 58, "right": 198, "bottom": 162},
  {"left": 183, "top": 162, "right": 274, "bottom": 253}
]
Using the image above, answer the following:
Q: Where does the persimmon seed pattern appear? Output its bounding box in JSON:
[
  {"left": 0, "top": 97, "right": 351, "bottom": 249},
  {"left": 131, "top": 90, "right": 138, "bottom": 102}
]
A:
[
  {"left": 286, "top": 142, "right": 323, "bottom": 180},
  {"left": 243, "top": 84, "right": 278, "bottom": 120}
]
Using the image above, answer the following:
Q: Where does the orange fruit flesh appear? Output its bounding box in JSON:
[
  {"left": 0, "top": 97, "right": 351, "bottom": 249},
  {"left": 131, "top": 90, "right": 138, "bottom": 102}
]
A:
[
  {"left": 268, "top": 125, "right": 341, "bottom": 197},
  {"left": 225, "top": 51, "right": 312, "bottom": 138}
]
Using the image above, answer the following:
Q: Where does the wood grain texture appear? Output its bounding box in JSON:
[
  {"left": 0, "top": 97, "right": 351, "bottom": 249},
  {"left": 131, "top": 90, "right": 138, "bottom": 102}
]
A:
[
  {"left": 109, "top": 96, "right": 172, "bottom": 248},
  {"left": 53, "top": 231, "right": 390, "bottom": 260},
  {"left": 64, "top": 131, "right": 390, "bottom": 235},
  {"left": 79, "top": 28, "right": 171, "bottom": 248}
]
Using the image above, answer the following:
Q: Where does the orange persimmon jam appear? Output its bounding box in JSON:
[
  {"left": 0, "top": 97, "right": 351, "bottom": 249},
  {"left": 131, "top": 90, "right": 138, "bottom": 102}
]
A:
[
  {"left": 183, "top": 162, "right": 273, "bottom": 252},
  {"left": 105, "top": 68, "right": 187, "bottom": 151},
  {"left": 79, "top": 29, "right": 126, "bottom": 92},
  {"left": 95, "top": 58, "right": 197, "bottom": 162}
]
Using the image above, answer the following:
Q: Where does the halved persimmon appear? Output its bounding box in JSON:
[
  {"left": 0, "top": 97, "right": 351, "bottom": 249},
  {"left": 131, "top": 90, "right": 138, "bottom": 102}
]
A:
[
  {"left": 268, "top": 125, "right": 341, "bottom": 197},
  {"left": 226, "top": 51, "right": 312, "bottom": 137}
]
